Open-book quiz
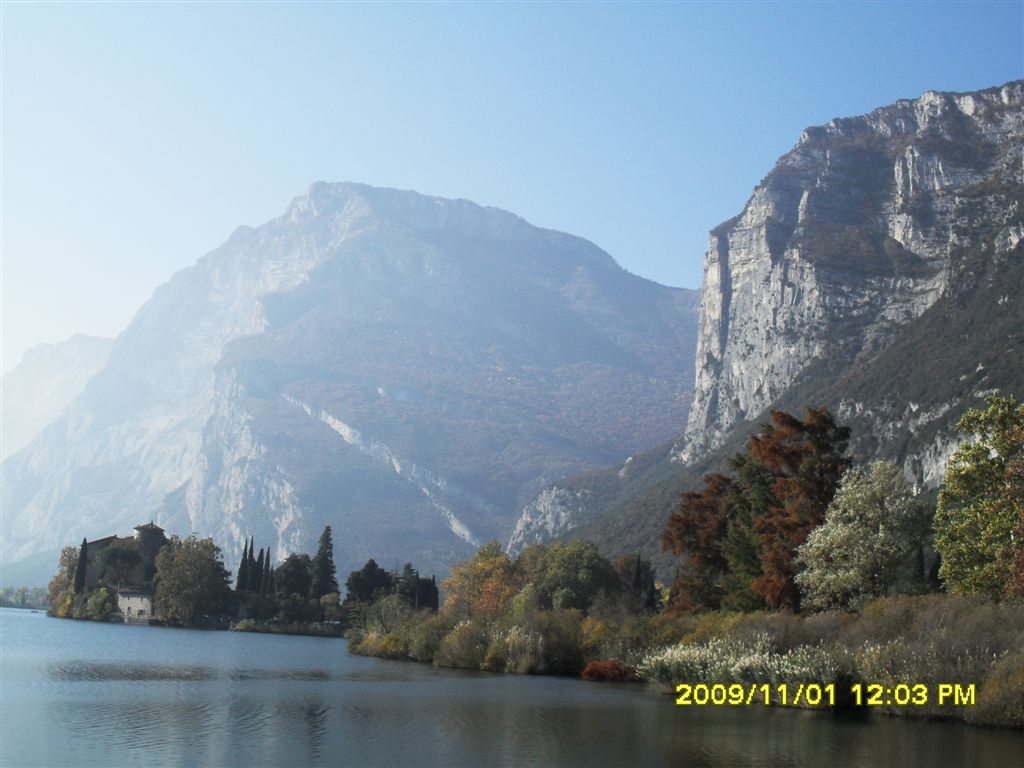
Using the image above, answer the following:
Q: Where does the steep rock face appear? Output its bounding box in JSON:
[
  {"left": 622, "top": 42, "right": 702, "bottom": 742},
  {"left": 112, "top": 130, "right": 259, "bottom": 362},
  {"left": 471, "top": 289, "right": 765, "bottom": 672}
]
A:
[
  {"left": 1, "top": 335, "right": 113, "bottom": 460},
  {"left": 2, "top": 183, "right": 699, "bottom": 579},
  {"left": 509, "top": 81, "right": 1023, "bottom": 563},
  {"left": 677, "top": 81, "right": 1022, "bottom": 463}
]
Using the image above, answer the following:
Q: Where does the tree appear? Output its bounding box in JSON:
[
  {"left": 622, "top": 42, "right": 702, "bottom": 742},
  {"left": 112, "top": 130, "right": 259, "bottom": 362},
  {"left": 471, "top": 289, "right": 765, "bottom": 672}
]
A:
[
  {"left": 236, "top": 538, "right": 250, "bottom": 592},
  {"left": 661, "top": 473, "right": 736, "bottom": 611},
  {"left": 95, "top": 545, "right": 142, "bottom": 591},
  {"left": 935, "top": 395, "right": 1024, "bottom": 598},
  {"left": 74, "top": 538, "right": 88, "bottom": 594},
  {"left": 246, "top": 537, "right": 257, "bottom": 590},
  {"left": 442, "top": 542, "right": 521, "bottom": 620},
  {"left": 48, "top": 546, "right": 79, "bottom": 614},
  {"left": 260, "top": 551, "right": 272, "bottom": 596},
  {"left": 748, "top": 408, "right": 851, "bottom": 610},
  {"left": 613, "top": 553, "right": 659, "bottom": 613},
  {"left": 661, "top": 407, "right": 850, "bottom": 612},
  {"left": 153, "top": 535, "right": 232, "bottom": 626},
  {"left": 345, "top": 558, "right": 394, "bottom": 604},
  {"left": 518, "top": 541, "right": 619, "bottom": 611},
  {"left": 276, "top": 553, "right": 313, "bottom": 598},
  {"left": 254, "top": 548, "right": 265, "bottom": 593},
  {"left": 395, "top": 564, "right": 440, "bottom": 612},
  {"left": 311, "top": 526, "right": 339, "bottom": 599},
  {"left": 795, "top": 461, "right": 928, "bottom": 610}
]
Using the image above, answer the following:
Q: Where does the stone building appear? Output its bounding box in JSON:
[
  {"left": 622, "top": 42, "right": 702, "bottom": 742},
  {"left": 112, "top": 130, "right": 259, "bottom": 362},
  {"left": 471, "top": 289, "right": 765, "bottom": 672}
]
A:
[
  {"left": 82, "top": 524, "right": 167, "bottom": 593},
  {"left": 116, "top": 589, "right": 155, "bottom": 623}
]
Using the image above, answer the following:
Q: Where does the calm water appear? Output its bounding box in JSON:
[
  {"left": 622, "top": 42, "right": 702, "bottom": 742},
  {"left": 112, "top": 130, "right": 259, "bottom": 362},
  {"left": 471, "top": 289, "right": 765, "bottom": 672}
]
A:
[{"left": 1, "top": 608, "right": 1020, "bottom": 767}]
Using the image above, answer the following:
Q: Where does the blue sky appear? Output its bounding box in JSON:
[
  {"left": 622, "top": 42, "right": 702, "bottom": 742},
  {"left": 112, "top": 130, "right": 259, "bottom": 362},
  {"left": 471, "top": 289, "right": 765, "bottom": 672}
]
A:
[{"left": 2, "top": 1, "right": 1022, "bottom": 373}]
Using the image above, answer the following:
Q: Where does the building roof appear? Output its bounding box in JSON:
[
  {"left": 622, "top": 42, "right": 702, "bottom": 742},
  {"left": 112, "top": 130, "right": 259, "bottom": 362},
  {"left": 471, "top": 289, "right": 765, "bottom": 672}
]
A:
[{"left": 134, "top": 521, "right": 165, "bottom": 533}]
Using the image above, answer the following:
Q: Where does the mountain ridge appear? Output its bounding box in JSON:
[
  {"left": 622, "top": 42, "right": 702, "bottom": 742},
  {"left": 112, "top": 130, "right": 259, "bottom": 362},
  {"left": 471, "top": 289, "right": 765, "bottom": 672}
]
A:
[{"left": 2, "top": 183, "right": 699, "bottom": 584}]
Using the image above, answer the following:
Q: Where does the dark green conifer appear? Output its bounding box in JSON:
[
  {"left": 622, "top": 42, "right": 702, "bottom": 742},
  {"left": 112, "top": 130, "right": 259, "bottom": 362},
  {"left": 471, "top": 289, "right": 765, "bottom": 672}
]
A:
[
  {"left": 311, "top": 526, "right": 339, "bottom": 599},
  {"left": 246, "top": 537, "right": 257, "bottom": 590},
  {"left": 254, "top": 548, "right": 265, "bottom": 593},
  {"left": 237, "top": 539, "right": 250, "bottom": 591},
  {"left": 261, "top": 552, "right": 271, "bottom": 596}
]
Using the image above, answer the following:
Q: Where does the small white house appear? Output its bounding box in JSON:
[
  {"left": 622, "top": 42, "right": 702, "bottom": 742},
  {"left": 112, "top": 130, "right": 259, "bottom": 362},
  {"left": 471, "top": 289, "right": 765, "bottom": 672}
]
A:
[{"left": 117, "top": 590, "right": 154, "bottom": 622}]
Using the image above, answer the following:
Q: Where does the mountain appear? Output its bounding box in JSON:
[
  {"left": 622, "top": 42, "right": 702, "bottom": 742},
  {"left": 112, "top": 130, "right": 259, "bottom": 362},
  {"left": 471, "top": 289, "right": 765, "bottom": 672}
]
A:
[
  {"left": 1, "top": 183, "right": 699, "bottom": 584},
  {"left": 511, "top": 81, "right": 1023, "bottom": 576},
  {"left": 1, "top": 335, "right": 113, "bottom": 460}
]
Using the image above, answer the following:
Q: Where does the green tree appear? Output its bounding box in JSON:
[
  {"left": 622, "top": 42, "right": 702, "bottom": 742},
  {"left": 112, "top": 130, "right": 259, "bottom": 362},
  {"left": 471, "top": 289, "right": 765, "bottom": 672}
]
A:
[
  {"left": 85, "top": 586, "right": 114, "bottom": 620},
  {"left": 95, "top": 545, "right": 142, "bottom": 591},
  {"left": 518, "top": 541, "right": 618, "bottom": 611},
  {"left": 276, "top": 553, "right": 313, "bottom": 598},
  {"left": 236, "top": 538, "right": 250, "bottom": 592},
  {"left": 345, "top": 558, "right": 395, "bottom": 604},
  {"left": 795, "top": 461, "right": 928, "bottom": 610},
  {"left": 935, "top": 395, "right": 1024, "bottom": 598},
  {"left": 311, "top": 526, "right": 339, "bottom": 599},
  {"left": 612, "top": 553, "right": 659, "bottom": 613},
  {"left": 153, "top": 535, "right": 232, "bottom": 626}
]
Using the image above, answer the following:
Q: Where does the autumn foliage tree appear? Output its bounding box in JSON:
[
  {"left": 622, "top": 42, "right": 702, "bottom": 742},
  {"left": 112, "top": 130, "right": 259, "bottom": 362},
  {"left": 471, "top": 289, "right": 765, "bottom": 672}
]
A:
[
  {"left": 749, "top": 408, "right": 851, "bottom": 609},
  {"left": 661, "top": 473, "right": 737, "bottom": 611},
  {"left": 662, "top": 407, "right": 851, "bottom": 612},
  {"left": 442, "top": 541, "right": 522, "bottom": 620}
]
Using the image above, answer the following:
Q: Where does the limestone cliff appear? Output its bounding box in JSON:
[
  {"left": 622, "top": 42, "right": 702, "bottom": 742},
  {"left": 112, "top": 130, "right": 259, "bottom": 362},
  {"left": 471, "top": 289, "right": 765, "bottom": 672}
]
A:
[
  {"left": 677, "top": 81, "right": 1022, "bottom": 463},
  {"left": 510, "top": 81, "right": 1023, "bottom": 564}
]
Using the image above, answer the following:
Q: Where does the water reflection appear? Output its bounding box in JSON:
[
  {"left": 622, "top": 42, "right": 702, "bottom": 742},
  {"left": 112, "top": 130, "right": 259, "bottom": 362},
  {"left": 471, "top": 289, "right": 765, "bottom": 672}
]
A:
[{"left": 3, "top": 609, "right": 1021, "bottom": 767}]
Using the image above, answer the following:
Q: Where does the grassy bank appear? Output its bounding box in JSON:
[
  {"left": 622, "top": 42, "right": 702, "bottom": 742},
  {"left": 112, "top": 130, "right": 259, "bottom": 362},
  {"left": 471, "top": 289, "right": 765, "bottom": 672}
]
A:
[{"left": 348, "top": 594, "right": 1024, "bottom": 728}]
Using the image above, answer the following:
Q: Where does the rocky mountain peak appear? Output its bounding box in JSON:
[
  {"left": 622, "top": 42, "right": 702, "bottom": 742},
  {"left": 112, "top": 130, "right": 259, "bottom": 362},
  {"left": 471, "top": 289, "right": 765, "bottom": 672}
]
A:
[{"left": 675, "top": 80, "right": 1022, "bottom": 465}]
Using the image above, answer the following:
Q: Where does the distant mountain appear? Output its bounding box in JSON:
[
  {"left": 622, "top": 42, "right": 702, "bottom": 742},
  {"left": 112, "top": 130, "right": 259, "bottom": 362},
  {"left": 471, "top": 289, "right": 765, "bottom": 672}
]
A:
[
  {"left": 1, "top": 335, "right": 113, "bottom": 460},
  {"left": 511, "top": 81, "right": 1023, "bottom": 577},
  {"left": 1, "top": 183, "right": 699, "bottom": 583}
]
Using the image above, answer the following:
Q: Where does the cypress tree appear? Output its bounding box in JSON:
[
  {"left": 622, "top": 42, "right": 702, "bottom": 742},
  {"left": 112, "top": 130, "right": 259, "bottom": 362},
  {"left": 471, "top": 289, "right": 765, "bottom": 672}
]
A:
[
  {"left": 254, "top": 548, "right": 265, "bottom": 593},
  {"left": 311, "top": 526, "right": 339, "bottom": 599},
  {"left": 246, "top": 537, "right": 257, "bottom": 590},
  {"left": 261, "top": 552, "right": 271, "bottom": 596},
  {"left": 237, "top": 539, "right": 250, "bottom": 592},
  {"left": 74, "top": 537, "right": 88, "bottom": 594}
]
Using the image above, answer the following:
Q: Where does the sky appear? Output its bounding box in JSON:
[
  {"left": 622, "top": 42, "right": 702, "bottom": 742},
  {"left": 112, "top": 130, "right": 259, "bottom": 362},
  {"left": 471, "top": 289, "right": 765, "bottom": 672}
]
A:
[{"left": 2, "top": 2, "right": 1022, "bottom": 374}]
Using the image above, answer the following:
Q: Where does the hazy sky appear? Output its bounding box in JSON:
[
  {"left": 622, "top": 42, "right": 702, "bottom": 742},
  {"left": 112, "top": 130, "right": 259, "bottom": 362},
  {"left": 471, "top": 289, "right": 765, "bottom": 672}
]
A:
[{"left": 2, "top": 2, "right": 1021, "bottom": 374}]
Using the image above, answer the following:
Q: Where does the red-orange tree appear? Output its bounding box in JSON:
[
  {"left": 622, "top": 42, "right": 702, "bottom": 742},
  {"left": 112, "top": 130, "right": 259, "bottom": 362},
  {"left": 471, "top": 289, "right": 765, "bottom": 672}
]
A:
[
  {"left": 662, "top": 407, "right": 850, "bottom": 612},
  {"left": 749, "top": 408, "right": 851, "bottom": 610},
  {"left": 661, "top": 473, "right": 737, "bottom": 611}
]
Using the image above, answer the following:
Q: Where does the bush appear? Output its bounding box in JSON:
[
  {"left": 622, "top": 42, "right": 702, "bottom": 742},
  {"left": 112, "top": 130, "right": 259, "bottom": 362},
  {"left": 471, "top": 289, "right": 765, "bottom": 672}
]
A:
[
  {"left": 581, "top": 660, "right": 641, "bottom": 682},
  {"left": 85, "top": 588, "right": 114, "bottom": 620},
  {"left": 409, "top": 614, "right": 452, "bottom": 663},
  {"left": 435, "top": 619, "right": 490, "bottom": 670}
]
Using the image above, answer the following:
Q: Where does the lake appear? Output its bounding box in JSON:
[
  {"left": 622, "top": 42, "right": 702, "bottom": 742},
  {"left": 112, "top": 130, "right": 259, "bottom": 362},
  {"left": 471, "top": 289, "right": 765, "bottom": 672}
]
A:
[{"left": 1, "top": 607, "right": 1020, "bottom": 767}]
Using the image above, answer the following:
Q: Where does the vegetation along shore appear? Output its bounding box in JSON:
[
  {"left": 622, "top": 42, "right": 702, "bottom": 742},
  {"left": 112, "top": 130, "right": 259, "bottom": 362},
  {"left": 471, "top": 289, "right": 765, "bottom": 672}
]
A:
[{"left": 45, "top": 397, "right": 1024, "bottom": 728}]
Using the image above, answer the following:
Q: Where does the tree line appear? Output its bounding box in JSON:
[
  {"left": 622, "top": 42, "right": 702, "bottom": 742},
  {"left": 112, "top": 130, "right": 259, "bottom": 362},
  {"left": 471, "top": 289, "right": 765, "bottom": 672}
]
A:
[{"left": 661, "top": 395, "right": 1024, "bottom": 613}]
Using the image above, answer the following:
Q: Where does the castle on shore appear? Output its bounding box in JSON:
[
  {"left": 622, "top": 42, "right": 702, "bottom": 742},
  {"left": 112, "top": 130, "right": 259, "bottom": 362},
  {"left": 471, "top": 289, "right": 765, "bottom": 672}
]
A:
[{"left": 83, "top": 521, "right": 169, "bottom": 621}]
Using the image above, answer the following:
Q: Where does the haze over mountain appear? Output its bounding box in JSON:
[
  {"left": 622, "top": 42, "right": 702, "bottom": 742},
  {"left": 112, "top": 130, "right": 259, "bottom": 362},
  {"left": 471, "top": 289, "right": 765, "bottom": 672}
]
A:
[
  {"left": 1, "top": 335, "right": 113, "bottom": 460},
  {"left": 510, "top": 81, "right": 1023, "bottom": 575},
  {"left": 1, "top": 184, "right": 699, "bottom": 585}
]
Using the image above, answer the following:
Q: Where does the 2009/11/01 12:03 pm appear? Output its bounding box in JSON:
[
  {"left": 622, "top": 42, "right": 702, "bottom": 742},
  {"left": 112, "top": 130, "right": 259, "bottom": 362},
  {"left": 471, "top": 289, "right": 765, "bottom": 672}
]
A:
[{"left": 674, "top": 682, "right": 977, "bottom": 708}]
